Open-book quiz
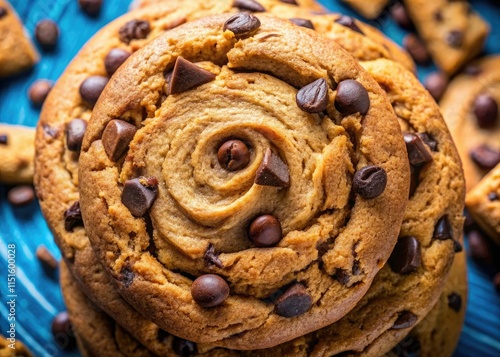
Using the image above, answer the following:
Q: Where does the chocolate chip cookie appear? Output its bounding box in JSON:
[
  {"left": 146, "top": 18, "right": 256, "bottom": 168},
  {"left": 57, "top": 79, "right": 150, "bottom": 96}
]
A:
[
  {"left": 0, "top": 0, "right": 39, "bottom": 77},
  {"left": 0, "top": 124, "right": 35, "bottom": 184},
  {"left": 440, "top": 56, "right": 500, "bottom": 192}
]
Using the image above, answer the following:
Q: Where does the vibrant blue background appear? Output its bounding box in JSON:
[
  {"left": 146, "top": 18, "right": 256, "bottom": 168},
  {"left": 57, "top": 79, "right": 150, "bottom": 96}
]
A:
[{"left": 0, "top": 0, "right": 499, "bottom": 356}]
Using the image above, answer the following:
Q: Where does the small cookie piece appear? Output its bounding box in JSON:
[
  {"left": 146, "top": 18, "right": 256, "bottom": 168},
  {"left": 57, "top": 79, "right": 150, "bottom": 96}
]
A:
[
  {"left": 440, "top": 56, "right": 500, "bottom": 191},
  {"left": 0, "top": 0, "right": 39, "bottom": 77},
  {"left": 404, "top": 0, "right": 489, "bottom": 74},
  {"left": 342, "top": 0, "right": 389, "bottom": 19},
  {"left": 466, "top": 164, "right": 500, "bottom": 244},
  {"left": 0, "top": 124, "right": 35, "bottom": 184},
  {"left": 0, "top": 335, "right": 33, "bottom": 357}
]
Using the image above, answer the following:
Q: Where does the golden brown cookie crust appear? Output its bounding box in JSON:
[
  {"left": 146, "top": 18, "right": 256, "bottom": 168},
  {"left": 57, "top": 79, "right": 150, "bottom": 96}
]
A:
[{"left": 0, "top": 124, "right": 35, "bottom": 184}]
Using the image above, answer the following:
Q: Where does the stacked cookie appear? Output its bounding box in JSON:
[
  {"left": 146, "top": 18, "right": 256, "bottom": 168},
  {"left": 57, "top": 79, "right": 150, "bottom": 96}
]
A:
[{"left": 34, "top": 0, "right": 466, "bottom": 356}]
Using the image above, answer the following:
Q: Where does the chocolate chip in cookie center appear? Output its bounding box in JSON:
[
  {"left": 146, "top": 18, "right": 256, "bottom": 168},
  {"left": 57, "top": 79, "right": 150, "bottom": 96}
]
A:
[
  {"left": 489, "top": 192, "right": 499, "bottom": 201},
  {"left": 172, "top": 337, "right": 197, "bottom": 357},
  {"left": 391, "top": 335, "right": 421, "bottom": 357},
  {"left": 217, "top": 139, "right": 250, "bottom": 171},
  {"left": 255, "top": 148, "right": 290, "bottom": 187},
  {"left": 233, "top": 0, "right": 265, "bottom": 12},
  {"left": 104, "top": 48, "right": 131, "bottom": 76},
  {"left": 249, "top": 214, "right": 283, "bottom": 247},
  {"left": 335, "top": 79, "right": 370, "bottom": 115},
  {"left": 417, "top": 132, "right": 438, "bottom": 152},
  {"left": 167, "top": 57, "right": 216, "bottom": 95},
  {"left": 64, "top": 201, "right": 83, "bottom": 232},
  {"left": 335, "top": 15, "right": 363, "bottom": 35},
  {"left": 353, "top": 165, "right": 387, "bottom": 199},
  {"left": 66, "top": 119, "right": 87, "bottom": 152},
  {"left": 433, "top": 215, "right": 453, "bottom": 241},
  {"left": 473, "top": 94, "right": 498, "bottom": 129},
  {"left": 119, "top": 19, "right": 150, "bottom": 44},
  {"left": 447, "top": 292, "right": 462, "bottom": 312},
  {"left": 102, "top": 119, "right": 137, "bottom": 161},
  {"left": 404, "top": 132, "right": 433, "bottom": 167},
  {"left": 391, "top": 311, "right": 418, "bottom": 330},
  {"left": 0, "top": 7, "right": 7, "bottom": 19},
  {"left": 223, "top": 12, "right": 261, "bottom": 37},
  {"left": 0, "top": 134, "right": 7, "bottom": 145},
  {"left": 446, "top": 30, "right": 464, "bottom": 48},
  {"left": 389, "top": 236, "right": 421, "bottom": 275},
  {"left": 470, "top": 144, "right": 500, "bottom": 171},
  {"left": 274, "top": 283, "right": 312, "bottom": 318},
  {"left": 79, "top": 75, "right": 109, "bottom": 108},
  {"left": 289, "top": 18, "right": 315, "bottom": 30},
  {"left": 191, "top": 274, "right": 230, "bottom": 308},
  {"left": 121, "top": 177, "right": 158, "bottom": 217},
  {"left": 296, "top": 78, "right": 329, "bottom": 113},
  {"left": 204, "top": 244, "right": 224, "bottom": 269}
]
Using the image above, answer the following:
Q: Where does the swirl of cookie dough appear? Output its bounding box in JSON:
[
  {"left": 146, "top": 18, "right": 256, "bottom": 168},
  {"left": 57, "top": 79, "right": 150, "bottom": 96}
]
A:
[{"left": 78, "top": 13, "right": 409, "bottom": 348}]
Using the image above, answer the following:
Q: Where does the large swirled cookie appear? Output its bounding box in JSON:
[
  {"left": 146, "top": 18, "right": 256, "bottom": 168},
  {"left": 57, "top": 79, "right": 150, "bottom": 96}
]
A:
[{"left": 78, "top": 14, "right": 409, "bottom": 348}]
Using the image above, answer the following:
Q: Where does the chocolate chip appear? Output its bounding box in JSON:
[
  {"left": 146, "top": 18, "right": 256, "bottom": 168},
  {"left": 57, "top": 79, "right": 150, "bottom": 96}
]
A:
[
  {"left": 223, "top": 12, "right": 261, "bottom": 37},
  {"left": 289, "top": 18, "right": 315, "bottom": 30},
  {"left": 453, "top": 240, "right": 463, "bottom": 253},
  {"left": 120, "top": 266, "right": 135, "bottom": 288},
  {"left": 463, "top": 64, "right": 482, "bottom": 76},
  {"left": 468, "top": 230, "right": 494, "bottom": 267},
  {"left": 392, "top": 311, "right": 417, "bottom": 330},
  {"left": 204, "top": 244, "right": 224, "bottom": 269},
  {"left": 66, "top": 119, "right": 87, "bottom": 152},
  {"left": 494, "top": 272, "right": 500, "bottom": 293},
  {"left": 446, "top": 30, "right": 463, "bottom": 48},
  {"left": 255, "top": 148, "right": 290, "bottom": 187},
  {"left": 389, "top": 236, "right": 421, "bottom": 274},
  {"left": 52, "top": 312, "right": 76, "bottom": 350},
  {"left": 249, "top": 214, "right": 283, "bottom": 247},
  {"left": 447, "top": 292, "right": 462, "bottom": 312},
  {"left": 424, "top": 72, "right": 448, "bottom": 101},
  {"left": 35, "top": 19, "right": 59, "bottom": 49},
  {"left": 191, "top": 274, "right": 230, "bottom": 308},
  {"left": 296, "top": 78, "right": 329, "bottom": 113},
  {"left": 280, "top": 0, "right": 298, "bottom": 4},
  {"left": 473, "top": 94, "right": 498, "bottom": 129},
  {"left": 274, "top": 283, "right": 312, "bottom": 318},
  {"left": 78, "top": 0, "right": 102, "bottom": 16},
  {"left": 391, "top": 3, "right": 413, "bottom": 30},
  {"left": 119, "top": 19, "right": 150, "bottom": 44},
  {"left": 101, "top": 119, "right": 137, "bottom": 161},
  {"left": 417, "top": 132, "right": 438, "bottom": 152},
  {"left": 334, "top": 269, "right": 350, "bottom": 285},
  {"left": 28, "top": 79, "right": 53, "bottom": 107},
  {"left": 0, "top": 134, "right": 7, "bottom": 145},
  {"left": 64, "top": 201, "right": 83, "bottom": 232},
  {"left": 0, "top": 7, "right": 7, "bottom": 19},
  {"left": 409, "top": 165, "right": 420, "bottom": 197},
  {"left": 353, "top": 165, "right": 387, "bottom": 199},
  {"left": 104, "top": 48, "right": 131, "bottom": 76},
  {"left": 470, "top": 144, "right": 500, "bottom": 171},
  {"left": 43, "top": 124, "right": 59, "bottom": 138},
  {"left": 433, "top": 215, "right": 453, "bottom": 241},
  {"left": 335, "top": 79, "right": 370, "bottom": 115},
  {"left": 392, "top": 335, "right": 421, "bottom": 357},
  {"left": 167, "top": 57, "right": 216, "bottom": 95},
  {"left": 36, "top": 245, "right": 58, "bottom": 270},
  {"left": 172, "top": 337, "right": 197, "bottom": 357},
  {"left": 233, "top": 0, "right": 265, "bottom": 12},
  {"left": 334, "top": 15, "right": 363, "bottom": 35},
  {"left": 79, "top": 75, "right": 109, "bottom": 108},
  {"left": 7, "top": 185, "right": 35, "bottom": 206},
  {"left": 434, "top": 10, "right": 443, "bottom": 22},
  {"left": 121, "top": 177, "right": 158, "bottom": 217},
  {"left": 489, "top": 192, "right": 499, "bottom": 201},
  {"left": 217, "top": 139, "right": 250, "bottom": 171},
  {"left": 403, "top": 34, "right": 430, "bottom": 65},
  {"left": 404, "top": 132, "right": 433, "bottom": 166}
]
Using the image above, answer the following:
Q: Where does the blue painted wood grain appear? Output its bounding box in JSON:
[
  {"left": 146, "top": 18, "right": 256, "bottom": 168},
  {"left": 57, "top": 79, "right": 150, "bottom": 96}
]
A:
[{"left": 0, "top": 1, "right": 499, "bottom": 356}]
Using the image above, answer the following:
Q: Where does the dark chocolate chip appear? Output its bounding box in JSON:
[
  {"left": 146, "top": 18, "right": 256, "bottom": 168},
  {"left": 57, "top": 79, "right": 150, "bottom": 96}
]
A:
[
  {"left": 104, "top": 48, "right": 131, "bottom": 76},
  {"left": 28, "top": 79, "right": 53, "bottom": 107},
  {"left": 35, "top": 19, "right": 59, "bottom": 49},
  {"left": 36, "top": 245, "right": 58, "bottom": 270},
  {"left": 473, "top": 94, "right": 498, "bottom": 129},
  {"left": 255, "top": 148, "right": 290, "bottom": 187},
  {"left": 389, "top": 236, "right": 421, "bottom": 274},
  {"left": 289, "top": 18, "right": 315, "bottom": 30},
  {"left": 392, "top": 335, "right": 421, "bottom": 357},
  {"left": 335, "top": 79, "right": 370, "bottom": 115},
  {"left": 409, "top": 165, "right": 420, "bottom": 197},
  {"left": 433, "top": 215, "right": 453, "bottom": 241},
  {"left": 447, "top": 292, "right": 462, "bottom": 312},
  {"left": 217, "top": 139, "right": 250, "bottom": 171},
  {"left": 424, "top": 72, "right": 448, "bottom": 101},
  {"left": 434, "top": 10, "right": 443, "bottom": 22},
  {"left": 463, "top": 64, "right": 482, "bottom": 76},
  {"left": 334, "top": 15, "right": 363, "bottom": 35},
  {"left": 223, "top": 12, "right": 261, "bottom": 37},
  {"left": 79, "top": 75, "right": 109, "bottom": 108},
  {"left": 0, "top": 134, "right": 7, "bottom": 145},
  {"left": 119, "top": 19, "right": 150, "bottom": 44},
  {"left": 157, "top": 329, "right": 169, "bottom": 342},
  {"left": 0, "top": 7, "right": 7, "bottom": 19},
  {"left": 446, "top": 30, "right": 463, "bottom": 48},
  {"left": 274, "top": 283, "right": 312, "bottom": 318},
  {"left": 168, "top": 57, "right": 216, "bottom": 95},
  {"left": 8, "top": 185, "right": 35, "bottom": 206},
  {"left": 468, "top": 230, "right": 494, "bottom": 267},
  {"left": 417, "top": 132, "right": 438, "bottom": 152},
  {"left": 43, "top": 124, "right": 59, "bottom": 138},
  {"left": 66, "top": 119, "right": 87, "bottom": 152},
  {"left": 392, "top": 311, "right": 418, "bottom": 330},
  {"left": 470, "top": 144, "right": 500, "bottom": 171},
  {"left": 78, "top": 0, "right": 102, "bottom": 16},
  {"left": 404, "top": 132, "right": 433, "bottom": 166},
  {"left": 233, "top": 0, "right": 265, "bottom": 12},
  {"left": 172, "top": 337, "right": 197, "bottom": 357},
  {"left": 204, "top": 244, "right": 224, "bottom": 269},
  {"left": 403, "top": 34, "right": 430, "bottom": 65},
  {"left": 191, "top": 274, "right": 230, "bottom": 308},
  {"left": 120, "top": 266, "right": 135, "bottom": 288},
  {"left": 494, "top": 272, "right": 500, "bottom": 293},
  {"left": 391, "top": 3, "right": 413, "bottom": 30},
  {"left": 121, "top": 177, "right": 158, "bottom": 217},
  {"left": 280, "top": 0, "right": 298, "bottom": 4},
  {"left": 453, "top": 240, "right": 463, "bottom": 253},
  {"left": 249, "top": 214, "right": 283, "bottom": 247},
  {"left": 489, "top": 192, "right": 499, "bottom": 201},
  {"left": 353, "top": 165, "right": 387, "bottom": 199},
  {"left": 334, "top": 269, "right": 350, "bottom": 285},
  {"left": 296, "top": 78, "right": 329, "bottom": 113},
  {"left": 64, "top": 201, "right": 83, "bottom": 232},
  {"left": 52, "top": 312, "right": 76, "bottom": 350},
  {"left": 101, "top": 119, "right": 137, "bottom": 161}
]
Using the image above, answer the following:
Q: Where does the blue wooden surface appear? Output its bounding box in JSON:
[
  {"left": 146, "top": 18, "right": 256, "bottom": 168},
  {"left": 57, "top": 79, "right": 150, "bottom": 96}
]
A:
[{"left": 0, "top": 1, "right": 499, "bottom": 356}]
